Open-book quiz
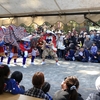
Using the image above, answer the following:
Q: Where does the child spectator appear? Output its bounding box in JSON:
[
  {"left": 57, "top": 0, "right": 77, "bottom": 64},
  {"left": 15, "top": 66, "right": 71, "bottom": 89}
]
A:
[
  {"left": 90, "top": 53, "right": 98, "bottom": 63},
  {"left": 74, "top": 46, "right": 80, "bottom": 60},
  {"left": 10, "top": 71, "right": 25, "bottom": 91},
  {"left": 42, "top": 82, "right": 53, "bottom": 100},
  {"left": 96, "top": 50, "right": 100, "bottom": 63},
  {"left": 53, "top": 76, "right": 84, "bottom": 100},
  {"left": 0, "top": 64, "right": 25, "bottom": 94},
  {"left": 65, "top": 49, "right": 75, "bottom": 61},
  {"left": 25, "top": 72, "right": 49, "bottom": 100},
  {"left": 90, "top": 43, "right": 98, "bottom": 62},
  {"left": 90, "top": 42, "right": 98, "bottom": 55},
  {"left": 90, "top": 50, "right": 100, "bottom": 63},
  {"left": 75, "top": 47, "right": 89, "bottom": 62},
  {"left": 65, "top": 43, "right": 75, "bottom": 61}
]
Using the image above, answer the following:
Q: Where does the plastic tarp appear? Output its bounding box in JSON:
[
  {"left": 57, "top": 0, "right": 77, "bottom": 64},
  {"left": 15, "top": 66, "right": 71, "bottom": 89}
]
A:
[{"left": 0, "top": 0, "right": 100, "bottom": 25}]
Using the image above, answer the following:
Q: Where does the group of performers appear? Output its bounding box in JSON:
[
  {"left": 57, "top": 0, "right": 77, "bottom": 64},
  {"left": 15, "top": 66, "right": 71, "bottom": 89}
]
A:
[{"left": 0, "top": 30, "right": 60, "bottom": 68}]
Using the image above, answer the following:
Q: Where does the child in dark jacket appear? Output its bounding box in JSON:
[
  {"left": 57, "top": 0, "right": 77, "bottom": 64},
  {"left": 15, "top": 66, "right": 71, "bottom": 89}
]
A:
[
  {"left": 90, "top": 53, "right": 99, "bottom": 63},
  {"left": 0, "top": 64, "right": 25, "bottom": 94},
  {"left": 82, "top": 48, "right": 90, "bottom": 62},
  {"left": 10, "top": 71, "right": 25, "bottom": 92},
  {"left": 75, "top": 47, "right": 89, "bottom": 62},
  {"left": 74, "top": 46, "right": 80, "bottom": 60},
  {"left": 97, "top": 50, "right": 100, "bottom": 63},
  {"left": 65, "top": 43, "right": 76, "bottom": 61},
  {"left": 42, "top": 82, "right": 53, "bottom": 100},
  {"left": 65, "top": 49, "right": 75, "bottom": 61}
]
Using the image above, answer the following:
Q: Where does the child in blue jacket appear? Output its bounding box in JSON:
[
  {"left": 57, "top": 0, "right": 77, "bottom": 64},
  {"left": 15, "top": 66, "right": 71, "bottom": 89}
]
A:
[
  {"left": 10, "top": 71, "right": 25, "bottom": 93},
  {"left": 65, "top": 49, "right": 75, "bottom": 61},
  {"left": 0, "top": 64, "right": 25, "bottom": 94}
]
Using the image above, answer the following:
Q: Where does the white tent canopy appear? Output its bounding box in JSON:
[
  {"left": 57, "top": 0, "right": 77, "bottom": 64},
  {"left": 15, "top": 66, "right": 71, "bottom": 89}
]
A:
[{"left": 0, "top": 0, "right": 100, "bottom": 25}]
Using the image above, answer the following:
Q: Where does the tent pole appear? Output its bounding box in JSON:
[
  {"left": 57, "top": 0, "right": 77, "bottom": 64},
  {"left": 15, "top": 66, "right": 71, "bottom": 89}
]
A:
[
  {"left": 84, "top": 14, "right": 100, "bottom": 27},
  {"left": 0, "top": 11, "right": 100, "bottom": 18}
]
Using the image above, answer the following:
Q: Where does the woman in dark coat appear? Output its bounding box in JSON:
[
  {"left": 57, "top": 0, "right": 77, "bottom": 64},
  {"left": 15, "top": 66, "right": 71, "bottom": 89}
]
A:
[{"left": 53, "top": 76, "right": 84, "bottom": 100}]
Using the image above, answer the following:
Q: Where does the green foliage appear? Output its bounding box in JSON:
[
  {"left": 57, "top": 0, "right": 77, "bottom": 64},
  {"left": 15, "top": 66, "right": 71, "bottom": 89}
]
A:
[
  {"left": 20, "top": 23, "right": 35, "bottom": 33},
  {"left": 44, "top": 22, "right": 51, "bottom": 26},
  {"left": 20, "top": 23, "right": 26, "bottom": 28},
  {"left": 19, "top": 19, "right": 100, "bottom": 34},
  {"left": 26, "top": 26, "right": 34, "bottom": 33}
]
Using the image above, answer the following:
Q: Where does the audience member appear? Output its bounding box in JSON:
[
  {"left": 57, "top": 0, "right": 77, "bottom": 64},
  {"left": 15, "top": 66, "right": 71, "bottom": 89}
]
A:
[
  {"left": 93, "top": 33, "right": 100, "bottom": 49},
  {"left": 42, "top": 82, "right": 53, "bottom": 100},
  {"left": 24, "top": 72, "right": 49, "bottom": 100},
  {"left": 0, "top": 64, "right": 25, "bottom": 94},
  {"left": 53, "top": 76, "right": 84, "bottom": 100},
  {"left": 65, "top": 45, "right": 75, "bottom": 61},
  {"left": 68, "top": 33, "right": 77, "bottom": 47},
  {"left": 10, "top": 71, "right": 25, "bottom": 91},
  {"left": 56, "top": 32, "right": 65, "bottom": 58},
  {"left": 96, "top": 50, "right": 100, "bottom": 63},
  {"left": 83, "top": 35, "right": 93, "bottom": 50},
  {"left": 74, "top": 46, "right": 80, "bottom": 60},
  {"left": 90, "top": 42, "right": 98, "bottom": 55},
  {"left": 75, "top": 47, "right": 89, "bottom": 62},
  {"left": 90, "top": 30, "right": 95, "bottom": 41},
  {"left": 78, "top": 32, "right": 84, "bottom": 46}
]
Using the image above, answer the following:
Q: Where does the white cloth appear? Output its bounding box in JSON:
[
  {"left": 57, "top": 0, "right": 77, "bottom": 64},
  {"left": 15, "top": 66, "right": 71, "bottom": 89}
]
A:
[
  {"left": 32, "top": 49, "right": 37, "bottom": 56},
  {"left": 24, "top": 51, "right": 28, "bottom": 57},
  {"left": 57, "top": 42, "right": 65, "bottom": 50},
  {"left": 57, "top": 36, "right": 65, "bottom": 50},
  {"left": 95, "top": 76, "right": 100, "bottom": 92},
  {"left": 79, "top": 52, "right": 83, "bottom": 56},
  {"left": 9, "top": 52, "right": 14, "bottom": 58}
]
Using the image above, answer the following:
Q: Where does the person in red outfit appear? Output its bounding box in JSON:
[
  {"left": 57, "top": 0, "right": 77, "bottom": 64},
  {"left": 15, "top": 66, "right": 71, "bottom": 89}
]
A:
[{"left": 41, "top": 30, "right": 60, "bottom": 66}]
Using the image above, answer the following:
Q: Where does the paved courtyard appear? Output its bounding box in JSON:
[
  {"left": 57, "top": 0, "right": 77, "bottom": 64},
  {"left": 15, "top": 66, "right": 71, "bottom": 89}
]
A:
[{"left": 3, "top": 58, "right": 100, "bottom": 99}]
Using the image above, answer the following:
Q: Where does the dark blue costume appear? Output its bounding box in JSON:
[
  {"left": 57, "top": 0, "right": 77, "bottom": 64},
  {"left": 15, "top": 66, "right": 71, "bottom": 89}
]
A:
[
  {"left": 46, "top": 38, "right": 52, "bottom": 48},
  {"left": 0, "top": 41, "right": 5, "bottom": 46},
  {"left": 24, "top": 41, "right": 30, "bottom": 50}
]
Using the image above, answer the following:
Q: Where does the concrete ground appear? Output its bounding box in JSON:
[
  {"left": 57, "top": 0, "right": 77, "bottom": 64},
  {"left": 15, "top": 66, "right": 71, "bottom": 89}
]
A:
[{"left": 3, "top": 57, "right": 100, "bottom": 99}]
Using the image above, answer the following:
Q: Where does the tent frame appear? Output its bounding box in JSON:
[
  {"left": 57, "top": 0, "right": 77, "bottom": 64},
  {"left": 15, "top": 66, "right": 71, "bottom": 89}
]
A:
[{"left": 0, "top": 11, "right": 100, "bottom": 18}]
